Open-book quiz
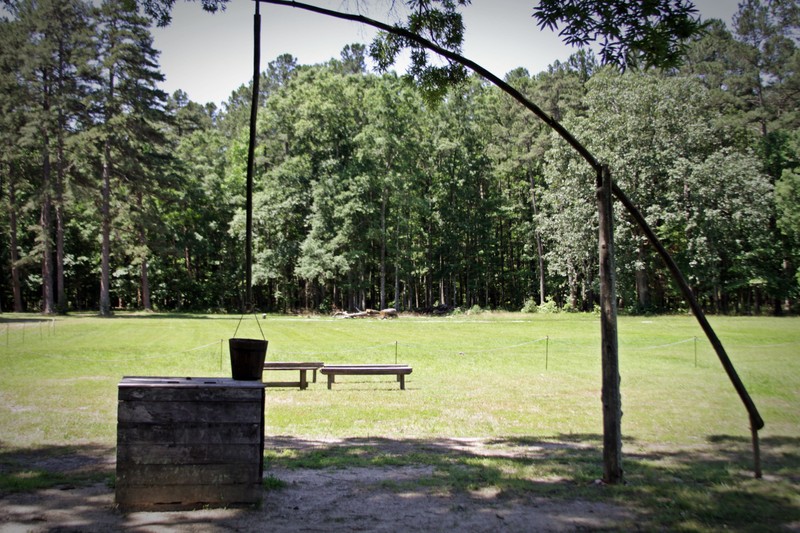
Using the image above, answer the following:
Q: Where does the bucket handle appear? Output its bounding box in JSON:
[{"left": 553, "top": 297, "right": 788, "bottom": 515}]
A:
[{"left": 232, "top": 310, "right": 266, "bottom": 340}]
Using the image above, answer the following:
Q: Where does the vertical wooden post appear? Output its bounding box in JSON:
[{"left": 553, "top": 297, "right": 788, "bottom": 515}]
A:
[
  {"left": 545, "top": 335, "right": 549, "bottom": 370},
  {"left": 244, "top": 1, "right": 261, "bottom": 311},
  {"left": 597, "top": 165, "right": 623, "bottom": 484}
]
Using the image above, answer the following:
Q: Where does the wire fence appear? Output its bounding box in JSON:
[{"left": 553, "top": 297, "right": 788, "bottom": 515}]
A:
[{"left": 3, "top": 319, "right": 797, "bottom": 372}]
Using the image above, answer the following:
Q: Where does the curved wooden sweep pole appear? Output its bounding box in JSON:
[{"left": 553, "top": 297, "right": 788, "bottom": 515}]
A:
[
  {"left": 254, "top": 0, "right": 763, "bottom": 479},
  {"left": 612, "top": 183, "right": 764, "bottom": 476}
]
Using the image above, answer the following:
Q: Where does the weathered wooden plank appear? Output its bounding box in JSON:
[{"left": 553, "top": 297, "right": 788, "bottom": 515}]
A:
[
  {"left": 119, "top": 386, "right": 263, "bottom": 403},
  {"left": 119, "top": 376, "right": 265, "bottom": 388},
  {"left": 263, "top": 362, "right": 323, "bottom": 369},
  {"left": 320, "top": 367, "right": 412, "bottom": 376},
  {"left": 117, "top": 422, "right": 261, "bottom": 445},
  {"left": 117, "top": 400, "right": 262, "bottom": 424},
  {"left": 322, "top": 364, "right": 409, "bottom": 368},
  {"left": 116, "top": 463, "right": 260, "bottom": 486},
  {"left": 264, "top": 381, "right": 303, "bottom": 388},
  {"left": 116, "top": 484, "right": 261, "bottom": 511},
  {"left": 322, "top": 366, "right": 412, "bottom": 389},
  {"left": 117, "top": 443, "right": 262, "bottom": 465}
]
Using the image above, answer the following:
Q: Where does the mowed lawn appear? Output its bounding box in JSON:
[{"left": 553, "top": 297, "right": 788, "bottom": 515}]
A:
[
  {"left": 1, "top": 312, "right": 797, "bottom": 446},
  {"left": 1, "top": 312, "right": 799, "bottom": 530}
]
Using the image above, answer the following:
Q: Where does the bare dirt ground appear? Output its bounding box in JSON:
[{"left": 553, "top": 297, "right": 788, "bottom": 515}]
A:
[{"left": 0, "top": 437, "right": 636, "bottom": 532}]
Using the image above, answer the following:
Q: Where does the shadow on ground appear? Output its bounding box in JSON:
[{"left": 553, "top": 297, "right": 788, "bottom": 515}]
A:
[
  {"left": 0, "top": 442, "right": 115, "bottom": 494},
  {"left": 263, "top": 434, "right": 800, "bottom": 531},
  {"left": 0, "top": 435, "right": 797, "bottom": 532}
]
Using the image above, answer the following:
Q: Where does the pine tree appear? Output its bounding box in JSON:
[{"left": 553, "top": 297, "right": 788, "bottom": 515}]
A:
[
  {"left": 0, "top": 14, "right": 27, "bottom": 312},
  {"left": 12, "top": 0, "right": 94, "bottom": 314},
  {"left": 90, "top": 0, "right": 169, "bottom": 315}
]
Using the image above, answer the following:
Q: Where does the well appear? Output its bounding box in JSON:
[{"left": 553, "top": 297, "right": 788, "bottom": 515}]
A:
[{"left": 115, "top": 376, "right": 265, "bottom": 511}]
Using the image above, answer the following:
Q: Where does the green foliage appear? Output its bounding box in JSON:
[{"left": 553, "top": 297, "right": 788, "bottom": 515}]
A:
[
  {"left": 537, "top": 297, "right": 559, "bottom": 314},
  {"left": 369, "top": 0, "right": 470, "bottom": 102},
  {"left": 262, "top": 474, "right": 287, "bottom": 491},
  {"left": 521, "top": 297, "right": 538, "bottom": 313},
  {"left": 541, "top": 69, "right": 774, "bottom": 314},
  {"left": 533, "top": 0, "right": 705, "bottom": 70},
  {"left": 0, "top": 468, "right": 73, "bottom": 494},
  {"left": 776, "top": 134, "right": 800, "bottom": 243},
  {"left": 2, "top": 1, "right": 798, "bottom": 316}
]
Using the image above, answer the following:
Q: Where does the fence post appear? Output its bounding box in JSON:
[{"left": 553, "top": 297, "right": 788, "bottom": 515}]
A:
[{"left": 545, "top": 336, "right": 549, "bottom": 370}]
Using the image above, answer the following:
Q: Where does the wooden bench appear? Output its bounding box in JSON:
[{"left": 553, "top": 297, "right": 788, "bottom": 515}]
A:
[
  {"left": 262, "top": 362, "right": 324, "bottom": 390},
  {"left": 320, "top": 364, "right": 413, "bottom": 390}
]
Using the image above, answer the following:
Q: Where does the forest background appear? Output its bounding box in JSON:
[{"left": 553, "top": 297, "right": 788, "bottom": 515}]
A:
[{"left": 1, "top": 0, "right": 799, "bottom": 317}]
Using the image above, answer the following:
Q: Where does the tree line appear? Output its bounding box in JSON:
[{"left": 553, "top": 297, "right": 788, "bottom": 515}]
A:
[{"left": 1, "top": 0, "right": 798, "bottom": 316}]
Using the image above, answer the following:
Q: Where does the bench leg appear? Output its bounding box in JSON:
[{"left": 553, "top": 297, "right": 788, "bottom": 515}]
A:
[
  {"left": 399, "top": 374, "right": 405, "bottom": 390},
  {"left": 300, "top": 370, "right": 308, "bottom": 390},
  {"left": 327, "top": 374, "right": 334, "bottom": 390},
  {"left": 312, "top": 369, "right": 317, "bottom": 383}
]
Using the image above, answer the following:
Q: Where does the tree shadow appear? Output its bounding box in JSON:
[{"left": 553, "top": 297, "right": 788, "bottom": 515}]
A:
[
  {"left": 1, "top": 435, "right": 797, "bottom": 531},
  {"left": 0, "top": 442, "right": 115, "bottom": 495},
  {"left": 263, "top": 434, "right": 800, "bottom": 531},
  {"left": 0, "top": 317, "right": 55, "bottom": 324},
  {"left": 81, "top": 312, "right": 217, "bottom": 320}
]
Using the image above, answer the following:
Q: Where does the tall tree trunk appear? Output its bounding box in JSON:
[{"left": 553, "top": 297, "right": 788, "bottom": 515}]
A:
[
  {"left": 40, "top": 132, "right": 56, "bottom": 315},
  {"left": 140, "top": 241, "right": 152, "bottom": 312},
  {"left": 394, "top": 264, "right": 400, "bottom": 310},
  {"left": 635, "top": 239, "right": 650, "bottom": 310},
  {"left": 55, "top": 125, "right": 67, "bottom": 314},
  {"left": 425, "top": 224, "right": 432, "bottom": 308},
  {"left": 135, "top": 192, "right": 152, "bottom": 311},
  {"left": 568, "top": 261, "right": 578, "bottom": 309},
  {"left": 394, "top": 213, "right": 400, "bottom": 309},
  {"left": 55, "top": 40, "right": 68, "bottom": 315},
  {"left": 184, "top": 246, "right": 193, "bottom": 278},
  {"left": 8, "top": 171, "right": 23, "bottom": 312},
  {"left": 529, "top": 173, "right": 546, "bottom": 305},
  {"left": 99, "top": 58, "right": 116, "bottom": 317},
  {"left": 99, "top": 139, "right": 112, "bottom": 317},
  {"left": 597, "top": 166, "right": 622, "bottom": 484},
  {"left": 380, "top": 188, "right": 386, "bottom": 309}
]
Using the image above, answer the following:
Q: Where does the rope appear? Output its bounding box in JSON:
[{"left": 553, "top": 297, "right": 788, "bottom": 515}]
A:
[
  {"left": 273, "top": 342, "right": 395, "bottom": 358},
  {"left": 469, "top": 337, "right": 549, "bottom": 354},
  {"left": 635, "top": 338, "right": 695, "bottom": 350},
  {"left": 232, "top": 311, "right": 265, "bottom": 340},
  {"left": 25, "top": 340, "right": 223, "bottom": 363}
]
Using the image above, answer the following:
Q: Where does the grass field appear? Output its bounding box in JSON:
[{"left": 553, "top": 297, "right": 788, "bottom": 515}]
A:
[{"left": 1, "top": 312, "right": 798, "bottom": 530}]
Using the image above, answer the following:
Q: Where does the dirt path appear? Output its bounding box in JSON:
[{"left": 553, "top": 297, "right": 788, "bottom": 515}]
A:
[{"left": 0, "top": 438, "right": 635, "bottom": 532}]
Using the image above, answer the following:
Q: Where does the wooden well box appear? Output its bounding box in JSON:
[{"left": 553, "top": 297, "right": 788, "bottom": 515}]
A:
[{"left": 115, "top": 377, "right": 265, "bottom": 511}]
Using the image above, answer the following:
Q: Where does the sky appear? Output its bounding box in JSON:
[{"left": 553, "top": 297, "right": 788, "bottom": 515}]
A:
[{"left": 150, "top": 0, "right": 742, "bottom": 107}]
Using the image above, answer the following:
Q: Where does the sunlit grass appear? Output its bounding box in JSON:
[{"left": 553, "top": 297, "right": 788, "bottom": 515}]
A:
[
  {"left": 1, "top": 312, "right": 798, "bottom": 446},
  {"left": 1, "top": 311, "right": 798, "bottom": 530}
]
